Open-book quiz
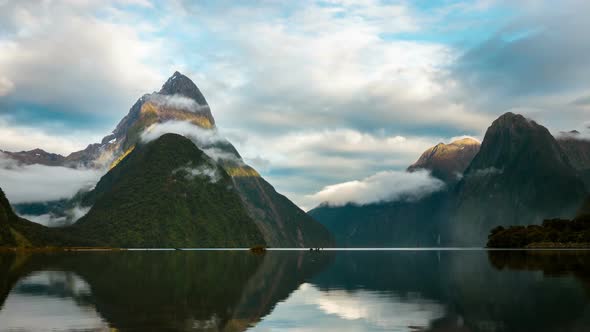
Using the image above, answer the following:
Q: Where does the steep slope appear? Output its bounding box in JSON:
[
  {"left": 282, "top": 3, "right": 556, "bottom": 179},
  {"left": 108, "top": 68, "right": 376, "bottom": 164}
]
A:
[
  {"left": 407, "top": 138, "right": 480, "bottom": 183},
  {"left": 448, "top": 112, "right": 587, "bottom": 246},
  {"left": 70, "top": 133, "right": 265, "bottom": 248},
  {"left": 232, "top": 174, "right": 333, "bottom": 247}
]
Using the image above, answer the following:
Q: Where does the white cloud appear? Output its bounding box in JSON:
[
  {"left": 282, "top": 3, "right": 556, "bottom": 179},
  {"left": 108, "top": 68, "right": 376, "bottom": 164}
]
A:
[
  {"left": 19, "top": 206, "right": 91, "bottom": 227},
  {"left": 149, "top": 94, "right": 210, "bottom": 113},
  {"left": 173, "top": 164, "right": 221, "bottom": 183},
  {"left": 306, "top": 169, "right": 445, "bottom": 207},
  {"left": 233, "top": 129, "right": 439, "bottom": 173},
  {"left": 201, "top": 147, "right": 243, "bottom": 165},
  {"left": 20, "top": 214, "right": 67, "bottom": 227},
  {"left": 141, "top": 121, "right": 227, "bottom": 146},
  {"left": 175, "top": 1, "right": 493, "bottom": 135},
  {"left": 0, "top": 154, "right": 104, "bottom": 203},
  {"left": 140, "top": 121, "right": 244, "bottom": 164},
  {"left": 0, "top": 1, "right": 164, "bottom": 117}
]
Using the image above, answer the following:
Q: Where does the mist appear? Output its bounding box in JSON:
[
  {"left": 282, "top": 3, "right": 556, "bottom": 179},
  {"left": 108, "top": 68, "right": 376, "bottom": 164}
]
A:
[{"left": 0, "top": 153, "right": 104, "bottom": 204}]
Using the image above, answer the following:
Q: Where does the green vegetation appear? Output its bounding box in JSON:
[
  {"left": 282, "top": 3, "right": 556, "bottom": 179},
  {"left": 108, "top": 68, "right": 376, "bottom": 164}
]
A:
[
  {"left": 70, "top": 133, "right": 266, "bottom": 248},
  {"left": 487, "top": 214, "right": 590, "bottom": 248}
]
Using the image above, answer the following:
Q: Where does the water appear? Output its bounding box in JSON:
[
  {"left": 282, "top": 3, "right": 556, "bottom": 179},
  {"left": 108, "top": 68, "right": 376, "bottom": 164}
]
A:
[{"left": 0, "top": 249, "right": 590, "bottom": 331}]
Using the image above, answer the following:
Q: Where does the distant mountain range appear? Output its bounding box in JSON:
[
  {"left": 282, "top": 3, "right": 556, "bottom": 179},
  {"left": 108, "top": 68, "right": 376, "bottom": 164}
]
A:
[
  {"left": 0, "top": 72, "right": 332, "bottom": 248},
  {"left": 311, "top": 112, "right": 589, "bottom": 246}
]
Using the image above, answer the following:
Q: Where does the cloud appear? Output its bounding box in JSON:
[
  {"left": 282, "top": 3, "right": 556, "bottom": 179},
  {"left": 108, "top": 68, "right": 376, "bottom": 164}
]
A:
[
  {"left": 141, "top": 121, "right": 227, "bottom": 146},
  {"left": 306, "top": 169, "right": 445, "bottom": 207},
  {"left": 170, "top": 1, "right": 492, "bottom": 138},
  {"left": 17, "top": 203, "right": 91, "bottom": 227},
  {"left": 201, "top": 147, "right": 243, "bottom": 165},
  {"left": 0, "top": 117, "right": 100, "bottom": 155},
  {"left": 0, "top": 1, "right": 165, "bottom": 129},
  {"left": 173, "top": 164, "right": 221, "bottom": 183},
  {"left": 447, "top": 0, "right": 590, "bottom": 132},
  {"left": 2, "top": 0, "right": 589, "bottom": 212},
  {"left": 20, "top": 214, "right": 67, "bottom": 227},
  {"left": 149, "top": 94, "right": 210, "bottom": 113},
  {"left": 226, "top": 128, "right": 448, "bottom": 208},
  {"left": 141, "top": 121, "right": 244, "bottom": 164},
  {"left": 0, "top": 154, "right": 104, "bottom": 203}
]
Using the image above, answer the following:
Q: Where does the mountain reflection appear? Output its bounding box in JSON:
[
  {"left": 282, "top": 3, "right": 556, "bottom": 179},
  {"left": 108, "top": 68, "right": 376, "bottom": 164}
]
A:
[
  {"left": 1, "top": 250, "right": 590, "bottom": 331},
  {"left": 0, "top": 250, "right": 333, "bottom": 331}
]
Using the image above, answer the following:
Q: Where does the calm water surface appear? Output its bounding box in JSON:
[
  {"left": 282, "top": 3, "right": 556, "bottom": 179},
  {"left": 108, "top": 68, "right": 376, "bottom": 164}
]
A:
[{"left": 0, "top": 249, "right": 589, "bottom": 331}]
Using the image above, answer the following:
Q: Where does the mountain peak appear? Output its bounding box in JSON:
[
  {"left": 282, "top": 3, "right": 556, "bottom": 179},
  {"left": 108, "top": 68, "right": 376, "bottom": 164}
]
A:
[
  {"left": 407, "top": 137, "right": 480, "bottom": 182},
  {"left": 466, "top": 112, "right": 576, "bottom": 177},
  {"left": 492, "top": 112, "right": 537, "bottom": 129},
  {"left": 159, "top": 71, "right": 209, "bottom": 106}
]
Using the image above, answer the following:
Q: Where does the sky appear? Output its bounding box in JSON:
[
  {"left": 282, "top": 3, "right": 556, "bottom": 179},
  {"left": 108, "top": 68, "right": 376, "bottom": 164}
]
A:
[{"left": 0, "top": 0, "right": 589, "bottom": 210}]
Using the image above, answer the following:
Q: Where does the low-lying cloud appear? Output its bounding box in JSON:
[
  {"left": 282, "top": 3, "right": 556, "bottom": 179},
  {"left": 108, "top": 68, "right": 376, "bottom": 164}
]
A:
[
  {"left": 141, "top": 121, "right": 244, "bottom": 165},
  {"left": 173, "top": 163, "right": 221, "bottom": 183},
  {"left": 141, "top": 121, "right": 226, "bottom": 146},
  {"left": 307, "top": 169, "right": 445, "bottom": 207},
  {"left": 0, "top": 153, "right": 104, "bottom": 203},
  {"left": 20, "top": 205, "right": 90, "bottom": 227}
]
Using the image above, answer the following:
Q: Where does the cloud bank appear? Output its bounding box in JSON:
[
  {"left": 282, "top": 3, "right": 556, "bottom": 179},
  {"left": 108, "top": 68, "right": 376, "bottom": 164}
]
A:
[
  {"left": 20, "top": 205, "right": 90, "bottom": 227},
  {"left": 141, "top": 121, "right": 226, "bottom": 146},
  {"left": 307, "top": 169, "right": 445, "bottom": 208},
  {"left": 0, "top": 154, "right": 104, "bottom": 204},
  {"left": 141, "top": 121, "right": 244, "bottom": 164}
]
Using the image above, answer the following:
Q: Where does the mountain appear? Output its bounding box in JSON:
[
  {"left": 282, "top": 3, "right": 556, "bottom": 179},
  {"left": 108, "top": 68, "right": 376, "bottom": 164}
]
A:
[
  {"left": 68, "top": 133, "right": 265, "bottom": 248},
  {"left": 2, "top": 71, "right": 333, "bottom": 248},
  {"left": 407, "top": 138, "right": 480, "bottom": 183},
  {"left": 447, "top": 112, "right": 588, "bottom": 245}
]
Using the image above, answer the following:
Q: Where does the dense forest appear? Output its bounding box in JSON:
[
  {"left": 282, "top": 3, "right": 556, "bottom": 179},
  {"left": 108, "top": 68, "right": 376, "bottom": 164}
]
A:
[{"left": 487, "top": 214, "right": 590, "bottom": 248}]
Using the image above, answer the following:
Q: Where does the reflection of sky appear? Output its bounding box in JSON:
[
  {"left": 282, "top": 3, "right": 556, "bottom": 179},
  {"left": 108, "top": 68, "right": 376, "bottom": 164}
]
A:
[
  {"left": 249, "top": 283, "right": 445, "bottom": 332},
  {"left": 0, "top": 271, "right": 108, "bottom": 331}
]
